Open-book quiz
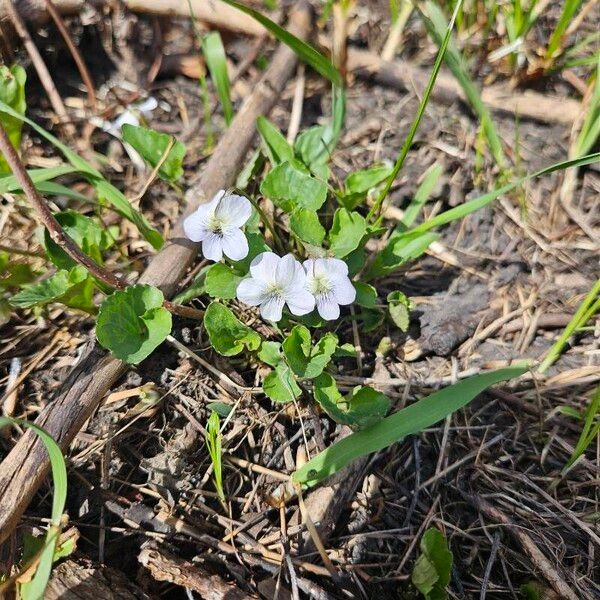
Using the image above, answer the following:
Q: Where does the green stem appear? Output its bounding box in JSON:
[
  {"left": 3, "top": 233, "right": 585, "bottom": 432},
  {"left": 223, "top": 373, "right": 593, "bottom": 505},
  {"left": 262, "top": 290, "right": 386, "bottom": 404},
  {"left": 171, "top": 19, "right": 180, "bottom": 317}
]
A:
[{"left": 245, "top": 192, "right": 284, "bottom": 253}]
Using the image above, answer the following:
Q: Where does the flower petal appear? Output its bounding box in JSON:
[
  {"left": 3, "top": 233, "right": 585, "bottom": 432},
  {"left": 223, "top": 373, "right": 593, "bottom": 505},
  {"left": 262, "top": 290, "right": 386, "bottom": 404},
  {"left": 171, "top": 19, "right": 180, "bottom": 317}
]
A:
[
  {"left": 217, "top": 194, "right": 252, "bottom": 229},
  {"left": 249, "top": 252, "right": 280, "bottom": 283},
  {"left": 260, "top": 295, "right": 285, "bottom": 322},
  {"left": 183, "top": 212, "right": 209, "bottom": 242},
  {"left": 201, "top": 233, "right": 224, "bottom": 262},
  {"left": 196, "top": 190, "right": 224, "bottom": 218},
  {"left": 183, "top": 191, "right": 223, "bottom": 241},
  {"left": 332, "top": 278, "right": 356, "bottom": 305},
  {"left": 316, "top": 295, "right": 340, "bottom": 320},
  {"left": 221, "top": 228, "right": 249, "bottom": 261},
  {"left": 322, "top": 257, "right": 349, "bottom": 278},
  {"left": 277, "top": 254, "right": 305, "bottom": 289},
  {"left": 303, "top": 259, "right": 316, "bottom": 276},
  {"left": 208, "top": 189, "right": 226, "bottom": 205},
  {"left": 237, "top": 277, "right": 268, "bottom": 306},
  {"left": 286, "top": 289, "right": 315, "bottom": 316}
]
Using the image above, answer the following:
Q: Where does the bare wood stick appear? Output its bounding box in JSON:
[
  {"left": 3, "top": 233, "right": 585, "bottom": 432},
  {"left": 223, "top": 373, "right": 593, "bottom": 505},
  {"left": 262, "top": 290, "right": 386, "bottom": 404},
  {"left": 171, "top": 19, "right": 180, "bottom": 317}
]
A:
[
  {"left": 0, "top": 124, "right": 122, "bottom": 287},
  {"left": 121, "top": 0, "right": 266, "bottom": 36},
  {"left": 5, "top": 0, "right": 75, "bottom": 136},
  {"left": 500, "top": 313, "right": 573, "bottom": 335},
  {"left": 0, "top": 0, "right": 265, "bottom": 36},
  {"left": 0, "top": 0, "right": 82, "bottom": 23},
  {"left": 300, "top": 426, "right": 371, "bottom": 550},
  {"left": 139, "top": 542, "right": 257, "bottom": 599},
  {"left": 0, "top": 2, "right": 311, "bottom": 545},
  {"left": 340, "top": 44, "right": 582, "bottom": 126},
  {"left": 46, "top": 558, "right": 153, "bottom": 600}
]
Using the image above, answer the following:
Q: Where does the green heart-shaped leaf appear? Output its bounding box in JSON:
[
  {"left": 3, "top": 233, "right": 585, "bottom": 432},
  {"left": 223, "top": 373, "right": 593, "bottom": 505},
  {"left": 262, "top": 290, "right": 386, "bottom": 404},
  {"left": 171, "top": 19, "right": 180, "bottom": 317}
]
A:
[
  {"left": 204, "top": 302, "right": 261, "bottom": 356},
  {"left": 96, "top": 284, "right": 172, "bottom": 364}
]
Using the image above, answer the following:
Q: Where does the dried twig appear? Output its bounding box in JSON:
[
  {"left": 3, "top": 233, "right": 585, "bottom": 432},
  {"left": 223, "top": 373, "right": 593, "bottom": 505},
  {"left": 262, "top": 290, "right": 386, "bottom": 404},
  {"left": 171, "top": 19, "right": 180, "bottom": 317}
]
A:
[
  {"left": 123, "top": 0, "right": 267, "bottom": 35},
  {"left": 463, "top": 493, "right": 580, "bottom": 600},
  {"left": 5, "top": 0, "right": 75, "bottom": 136},
  {"left": 338, "top": 43, "right": 583, "bottom": 126},
  {"left": 0, "top": 123, "right": 121, "bottom": 287},
  {"left": 43, "top": 0, "right": 97, "bottom": 111}
]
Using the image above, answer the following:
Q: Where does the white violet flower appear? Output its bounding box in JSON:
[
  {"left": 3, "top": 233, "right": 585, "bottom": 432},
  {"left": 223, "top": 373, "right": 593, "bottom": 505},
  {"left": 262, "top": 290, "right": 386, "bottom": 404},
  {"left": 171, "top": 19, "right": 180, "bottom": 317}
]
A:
[
  {"left": 303, "top": 257, "right": 356, "bottom": 320},
  {"left": 237, "top": 252, "right": 315, "bottom": 322},
  {"left": 183, "top": 189, "right": 252, "bottom": 262}
]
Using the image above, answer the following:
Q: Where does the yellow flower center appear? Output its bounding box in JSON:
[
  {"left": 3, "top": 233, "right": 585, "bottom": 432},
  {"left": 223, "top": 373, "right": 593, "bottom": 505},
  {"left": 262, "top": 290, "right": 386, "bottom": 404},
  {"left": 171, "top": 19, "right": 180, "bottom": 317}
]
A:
[
  {"left": 207, "top": 214, "right": 226, "bottom": 234},
  {"left": 311, "top": 274, "right": 332, "bottom": 295}
]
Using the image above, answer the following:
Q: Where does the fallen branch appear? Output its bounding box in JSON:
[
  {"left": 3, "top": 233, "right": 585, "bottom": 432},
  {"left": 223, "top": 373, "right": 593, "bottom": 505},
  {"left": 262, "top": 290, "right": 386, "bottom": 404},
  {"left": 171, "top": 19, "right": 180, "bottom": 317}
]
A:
[
  {"left": 300, "top": 431, "right": 372, "bottom": 550},
  {"left": 122, "top": 0, "right": 266, "bottom": 36},
  {"left": 0, "top": 0, "right": 82, "bottom": 25},
  {"left": 340, "top": 44, "right": 582, "bottom": 126},
  {"left": 46, "top": 558, "right": 153, "bottom": 600},
  {"left": 139, "top": 541, "right": 257, "bottom": 599},
  {"left": 500, "top": 313, "right": 573, "bottom": 335},
  {"left": 43, "top": 0, "right": 97, "bottom": 112},
  {"left": 0, "top": 2, "right": 312, "bottom": 544},
  {"left": 0, "top": 0, "right": 266, "bottom": 36}
]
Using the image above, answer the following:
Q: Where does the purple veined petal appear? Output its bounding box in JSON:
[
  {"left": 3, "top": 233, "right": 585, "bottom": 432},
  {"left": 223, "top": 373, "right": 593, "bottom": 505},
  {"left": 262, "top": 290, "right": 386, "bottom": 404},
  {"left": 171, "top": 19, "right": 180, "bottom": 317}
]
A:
[
  {"left": 303, "top": 258, "right": 315, "bottom": 274},
  {"left": 221, "top": 228, "right": 249, "bottom": 261},
  {"left": 183, "top": 211, "right": 210, "bottom": 242},
  {"left": 216, "top": 194, "right": 252, "bottom": 229},
  {"left": 316, "top": 294, "right": 340, "bottom": 320},
  {"left": 249, "top": 252, "right": 280, "bottom": 283},
  {"left": 302, "top": 259, "right": 324, "bottom": 297},
  {"left": 277, "top": 254, "right": 305, "bottom": 289},
  {"left": 201, "top": 232, "right": 224, "bottom": 262},
  {"left": 303, "top": 257, "right": 328, "bottom": 280},
  {"left": 237, "top": 277, "right": 268, "bottom": 306},
  {"left": 332, "top": 277, "right": 356, "bottom": 306},
  {"left": 260, "top": 295, "right": 285, "bottom": 322},
  {"left": 286, "top": 288, "right": 316, "bottom": 316}
]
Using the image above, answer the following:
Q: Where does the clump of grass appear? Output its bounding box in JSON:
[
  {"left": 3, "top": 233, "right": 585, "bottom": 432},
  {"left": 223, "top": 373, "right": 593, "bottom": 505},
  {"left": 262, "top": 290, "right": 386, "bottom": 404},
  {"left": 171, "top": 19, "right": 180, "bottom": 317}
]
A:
[
  {"left": 438, "top": 0, "right": 593, "bottom": 77},
  {"left": 544, "top": 0, "right": 584, "bottom": 62},
  {"left": 201, "top": 31, "right": 234, "bottom": 126},
  {"left": 368, "top": 0, "right": 465, "bottom": 222},
  {"left": 186, "top": 0, "right": 234, "bottom": 151}
]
